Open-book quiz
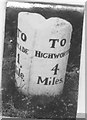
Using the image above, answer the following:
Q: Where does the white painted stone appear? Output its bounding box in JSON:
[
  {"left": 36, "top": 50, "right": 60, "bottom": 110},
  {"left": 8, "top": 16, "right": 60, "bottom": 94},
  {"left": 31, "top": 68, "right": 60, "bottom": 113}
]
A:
[{"left": 15, "top": 12, "right": 72, "bottom": 96}]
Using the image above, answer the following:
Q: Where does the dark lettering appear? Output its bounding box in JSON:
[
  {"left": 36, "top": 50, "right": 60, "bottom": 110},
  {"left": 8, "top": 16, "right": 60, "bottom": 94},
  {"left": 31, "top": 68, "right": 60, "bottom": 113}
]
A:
[
  {"left": 60, "top": 39, "right": 66, "bottom": 46},
  {"left": 35, "top": 50, "right": 41, "bottom": 57},
  {"left": 37, "top": 76, "right": 48, "bottom": 85},
  {"left": 49, "top": 39, "right": 59, "bottom": 48},
  {"left": 21, "top": 33, "right": 27, "bottom": 41},
  {"left": 51, "top": 64, "right": 59, "bottom": 75}
]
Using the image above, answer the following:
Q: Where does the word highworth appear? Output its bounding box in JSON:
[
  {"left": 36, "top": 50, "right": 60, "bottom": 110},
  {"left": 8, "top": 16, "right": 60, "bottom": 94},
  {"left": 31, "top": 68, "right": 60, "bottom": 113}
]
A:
[{"left": 35, "top": 49, "right": 69, "bottom": 59}]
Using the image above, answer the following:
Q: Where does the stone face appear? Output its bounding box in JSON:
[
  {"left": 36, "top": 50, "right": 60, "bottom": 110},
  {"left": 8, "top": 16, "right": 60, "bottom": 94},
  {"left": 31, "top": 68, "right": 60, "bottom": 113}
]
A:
[{"left": 15, "top": 12, "right": 72, "bottom": 96}]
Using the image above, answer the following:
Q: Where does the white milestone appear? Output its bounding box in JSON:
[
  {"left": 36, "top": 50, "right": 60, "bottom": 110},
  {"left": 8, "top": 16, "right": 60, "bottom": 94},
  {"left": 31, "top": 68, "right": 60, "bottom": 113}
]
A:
[{"left": 15, "top": 12, "right": 72, "bottom": 96}]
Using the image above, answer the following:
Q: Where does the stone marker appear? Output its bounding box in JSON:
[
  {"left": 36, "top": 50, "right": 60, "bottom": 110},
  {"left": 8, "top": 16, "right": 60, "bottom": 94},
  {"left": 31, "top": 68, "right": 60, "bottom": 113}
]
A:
[{"left": 15, "top": 12, "right": 72, "bottom": 97}]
